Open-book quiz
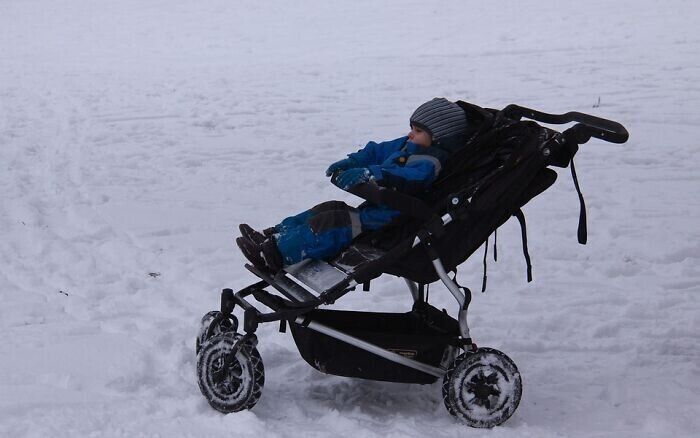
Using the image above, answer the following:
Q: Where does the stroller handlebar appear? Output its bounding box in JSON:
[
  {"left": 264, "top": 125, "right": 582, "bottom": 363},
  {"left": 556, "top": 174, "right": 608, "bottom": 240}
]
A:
[{"left": 502, "top": 104, "right": 629, "bottom": 144}]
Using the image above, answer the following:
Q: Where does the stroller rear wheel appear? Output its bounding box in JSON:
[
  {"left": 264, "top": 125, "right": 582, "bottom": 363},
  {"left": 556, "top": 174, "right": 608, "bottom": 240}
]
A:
[
  {"left": 196, "top": 332, "right": 265, "bottom": 413},
  {"left": 442, "top": 347, "right": 522, "bottom": 428}
]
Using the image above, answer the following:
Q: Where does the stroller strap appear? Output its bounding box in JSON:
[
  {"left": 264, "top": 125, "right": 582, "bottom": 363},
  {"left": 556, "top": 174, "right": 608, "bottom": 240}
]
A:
[
  {"left": 569, "top": 157, "right": 588, "bottom": 245},
  {"left": 514, "top": 209, "right": 533, "bottom": 283},
  {"left": 481, "top": 235, "right": 489, "bottom": 292},
  {"left": 481, "top": 210, "right": 532, "bottom": 293},
  {"left": 480, "top": 229, "right": 498, "bottom": 292}
]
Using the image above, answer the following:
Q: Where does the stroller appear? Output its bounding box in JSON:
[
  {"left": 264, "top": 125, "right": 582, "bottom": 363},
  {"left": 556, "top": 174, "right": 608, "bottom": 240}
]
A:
[{"left": 195, "top": 101, "right": 629, "bottom": 428}]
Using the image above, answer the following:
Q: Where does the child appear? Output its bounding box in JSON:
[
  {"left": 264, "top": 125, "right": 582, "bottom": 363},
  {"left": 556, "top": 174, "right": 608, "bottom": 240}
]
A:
[{"left": 236, "top": 98, "right": 470, "bottom": 272}]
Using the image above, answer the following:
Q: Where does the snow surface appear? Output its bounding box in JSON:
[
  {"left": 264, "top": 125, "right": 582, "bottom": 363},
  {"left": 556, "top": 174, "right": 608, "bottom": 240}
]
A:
[{"left": 1, "top": 0, "right": 699, "bottom": 436}]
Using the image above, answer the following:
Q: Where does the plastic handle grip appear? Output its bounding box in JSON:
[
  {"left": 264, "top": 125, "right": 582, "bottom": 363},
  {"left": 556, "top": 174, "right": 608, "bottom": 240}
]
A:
[{"left": 503, "top": 104, "right": 629, "bottom": 144}]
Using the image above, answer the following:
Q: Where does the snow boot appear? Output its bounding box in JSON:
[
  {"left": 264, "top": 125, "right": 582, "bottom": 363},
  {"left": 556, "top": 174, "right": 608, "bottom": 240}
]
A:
[
  {"left": 239, "top": 224, "right": 266, "bottom": 245},
  {"left": 260, "top": 239, "right": 283, "bottom": 273},
  {"left": 236, "top": 236, "right": 283, "bottom": 273},
  {"left": 236, "top": 236, "right": 267, "bottom": 270}
]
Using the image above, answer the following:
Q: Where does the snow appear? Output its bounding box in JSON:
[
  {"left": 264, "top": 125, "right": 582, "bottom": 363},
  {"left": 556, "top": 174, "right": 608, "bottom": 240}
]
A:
[{"left": 1, "top": 0, "right": 699, "bottom": 436}]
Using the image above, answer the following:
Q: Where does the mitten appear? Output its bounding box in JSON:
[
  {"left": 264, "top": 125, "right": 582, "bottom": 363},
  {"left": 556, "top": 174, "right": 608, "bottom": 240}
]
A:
[
  {"left": 325, "top": 157, "right": 359, "bottom": 177},
  {"left": 336, "top": 167, "right": 372, "bottom": 190}
]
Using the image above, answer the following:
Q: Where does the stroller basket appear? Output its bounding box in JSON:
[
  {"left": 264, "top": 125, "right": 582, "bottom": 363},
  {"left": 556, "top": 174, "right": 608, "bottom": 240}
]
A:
[{"left": 290, "top": 303, "right": 459, "bottom": 384}]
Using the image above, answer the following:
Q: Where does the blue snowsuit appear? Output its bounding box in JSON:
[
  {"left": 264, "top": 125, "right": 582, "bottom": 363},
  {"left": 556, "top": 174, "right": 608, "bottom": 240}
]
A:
[{"left": 274, "top": 136, "right": 450, "bottom": 266}]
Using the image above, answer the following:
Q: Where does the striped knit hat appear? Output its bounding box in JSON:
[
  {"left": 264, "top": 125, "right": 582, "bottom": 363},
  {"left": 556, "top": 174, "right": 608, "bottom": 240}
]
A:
[{"left": 410, "top": 98, "right": 468, "bottom": 141}]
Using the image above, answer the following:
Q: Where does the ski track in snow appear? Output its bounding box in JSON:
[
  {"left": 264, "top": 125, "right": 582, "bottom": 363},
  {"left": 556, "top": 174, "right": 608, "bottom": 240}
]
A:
[{"left": 1, "top": 0, "right": 699, "bottom": 436}]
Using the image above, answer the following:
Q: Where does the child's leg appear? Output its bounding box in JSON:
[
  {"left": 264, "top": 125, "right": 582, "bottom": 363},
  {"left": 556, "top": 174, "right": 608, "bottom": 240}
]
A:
[
  {"left": 275, "top": 201, "right": 353, "bottom": 233},
  {"left": 275, "top": 205, "right": 361, "bottom": 265},
  {"left": 276, "top": 210, "right": 315, "bottom": 232},
  {"left": 358, "top": 205, "right": 402, "bottom": 230}
]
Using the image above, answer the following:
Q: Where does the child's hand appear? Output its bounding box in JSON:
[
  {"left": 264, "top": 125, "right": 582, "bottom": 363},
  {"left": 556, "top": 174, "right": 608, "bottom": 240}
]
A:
[
  {"left": 325, "top": 158, "right": 358, "bottom": 177},
  {"left": 336, "top": 168, "right": 372, "bottom": 189}
]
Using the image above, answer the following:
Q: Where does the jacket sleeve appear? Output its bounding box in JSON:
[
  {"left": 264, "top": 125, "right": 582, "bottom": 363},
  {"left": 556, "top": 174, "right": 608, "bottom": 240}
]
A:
[
  {"left": 346, "top": 137, "right": 408, "bottom": 166},
  {"left": 367, "top": 149, "right": 448, "bottom": 194}
]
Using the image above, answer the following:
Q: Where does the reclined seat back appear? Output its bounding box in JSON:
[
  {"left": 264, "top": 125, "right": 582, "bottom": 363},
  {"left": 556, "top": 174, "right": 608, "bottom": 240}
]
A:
[{"left": 358, "top": 102, "right": 564, "bottom": 284}]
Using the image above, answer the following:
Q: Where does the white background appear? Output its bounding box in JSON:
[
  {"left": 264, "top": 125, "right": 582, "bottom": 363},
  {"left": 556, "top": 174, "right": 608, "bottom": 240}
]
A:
[{"left": 1, "top": 1, "right": 699, "bottom": 436}]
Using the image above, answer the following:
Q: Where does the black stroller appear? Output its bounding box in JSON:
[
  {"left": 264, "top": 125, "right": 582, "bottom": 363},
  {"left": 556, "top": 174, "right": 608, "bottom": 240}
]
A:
[{"left": 195, "top": 102, "right": 629, "bottom": 428}]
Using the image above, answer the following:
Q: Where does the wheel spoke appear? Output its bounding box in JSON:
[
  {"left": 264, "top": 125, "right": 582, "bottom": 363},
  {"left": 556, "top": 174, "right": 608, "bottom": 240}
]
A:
[
  {"left": 211, "top": 368, "right": 227, "bottom": 384},
  {"left": 211, "top": 357, "right": 226, "bottom": 383},
  {"left": 485, "top": 371, "right": 499, "bottom": 385},
  {"left": 229, "top": 361, "right": 243, "bottom": 379},
  {"left": 214, "top": 371, "right": 242, "bottom": 395}
]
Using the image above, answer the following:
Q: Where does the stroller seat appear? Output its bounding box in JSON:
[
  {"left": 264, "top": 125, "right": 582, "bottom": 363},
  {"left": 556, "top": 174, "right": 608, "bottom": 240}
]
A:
[{"left": 332, "top": 243, "right": 385, "bottom": 272}]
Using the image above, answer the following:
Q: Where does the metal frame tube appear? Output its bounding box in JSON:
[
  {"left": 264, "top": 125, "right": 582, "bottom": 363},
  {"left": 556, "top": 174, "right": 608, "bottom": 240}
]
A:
[
  {"left": 458, "top": 309, "right": 471, "bottom": 339},
  {"left": 431, "top": 259, "right": 465, "bottom": 307},
  {"left": 431, "top": 258, "right": 473, "bottom": 340},
  {"left": 408, "top": 232, "right": 473, "bottom": 340},
  {"left": 295, "top": 317, "right": 445, "bottom": 378},
  {"left": 404, "top": 278, "right": 419, "bottom": 302}
]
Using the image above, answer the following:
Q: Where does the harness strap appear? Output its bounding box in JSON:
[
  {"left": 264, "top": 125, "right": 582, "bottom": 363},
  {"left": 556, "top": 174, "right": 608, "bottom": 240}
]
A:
[
  {"left": 493, "top": 228, "right": 498, "bottom": 262},
  {"left": 514, "top": 209, "right": 533, "bottom": 282},
  {"left": 481, "top": 235, "right": 488, "bottom": 292},
  {"left": 570, "top": 157, "right": 588, "bottom": 244}
]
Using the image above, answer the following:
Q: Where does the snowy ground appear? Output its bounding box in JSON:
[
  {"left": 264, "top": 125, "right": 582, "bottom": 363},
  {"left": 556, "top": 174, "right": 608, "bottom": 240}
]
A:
[{"left": 1, "top": 0, "right": 699, "bottom": 436}]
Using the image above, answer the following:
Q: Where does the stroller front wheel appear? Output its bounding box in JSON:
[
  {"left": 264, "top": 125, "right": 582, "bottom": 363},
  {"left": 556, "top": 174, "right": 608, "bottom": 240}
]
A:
[
  {"left": 196, "top": 332, "right": 265, "bottom": 413},
  {"left": 196, "top": 310, "right": 238, "bottom": 355},
  {"left": 442, "top": 347, "right": 522, "bottom": 428}
]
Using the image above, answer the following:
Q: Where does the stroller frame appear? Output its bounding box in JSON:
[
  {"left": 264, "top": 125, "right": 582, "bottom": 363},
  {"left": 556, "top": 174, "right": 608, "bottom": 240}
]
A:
[
  {"left": 196, "top": 103, "right": 629, "bottom": 427},
  {"left": 225, "top": 241, "right": 471, "bottom": 380}
]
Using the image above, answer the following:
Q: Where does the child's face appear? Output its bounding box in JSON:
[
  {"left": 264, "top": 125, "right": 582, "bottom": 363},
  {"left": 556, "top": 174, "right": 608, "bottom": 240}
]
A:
[{"left": 408, "top": 125, "right": 432, "bottom": 147}]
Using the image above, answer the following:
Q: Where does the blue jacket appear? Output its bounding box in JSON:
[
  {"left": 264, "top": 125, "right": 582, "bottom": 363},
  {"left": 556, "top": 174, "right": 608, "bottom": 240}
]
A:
[
  {"left": 347, "top": 136, "right": 450, "bottom": 230},
  {"left": 348, "top": 136, "right": 449, "bottom": 195}
]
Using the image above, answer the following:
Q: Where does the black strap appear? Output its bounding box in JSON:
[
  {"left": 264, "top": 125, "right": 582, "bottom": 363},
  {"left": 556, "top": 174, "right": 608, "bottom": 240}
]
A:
[
  {"left": 570, "top": 158, "right": 588, "bottom": 244},
  {"left": 514, "top": 209, "right": 533, "bottom": 282},
  {"left": 481, "top": 235, "right": 488, "bottom": 292},
  {"left": 493, "top": 228, "right": 498, "bottom": 262}
]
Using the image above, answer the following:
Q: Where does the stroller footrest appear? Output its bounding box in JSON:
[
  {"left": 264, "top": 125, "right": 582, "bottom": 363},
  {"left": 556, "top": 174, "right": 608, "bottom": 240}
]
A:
[
  {"left": 284, "top": 259, "right": 349, "bottom": 295},
  {"left": 245, "top": 264, "right": 319, "bottom": 304}
]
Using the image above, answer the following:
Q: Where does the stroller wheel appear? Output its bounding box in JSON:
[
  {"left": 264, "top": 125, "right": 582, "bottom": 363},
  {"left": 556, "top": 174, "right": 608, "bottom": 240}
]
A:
[
  {"left": 442, "top": 348, "right": 522, "bottom": 428},
  {"left": 196, "top": 311, "right": 238, "bottom": 355},
  {"left": 196, "top": 332, "right": 265, "bottom": 413}
]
